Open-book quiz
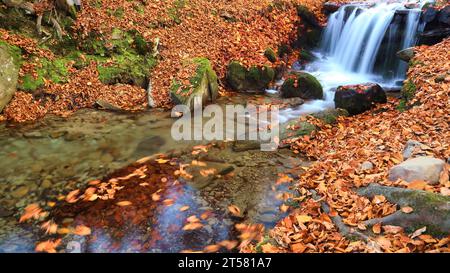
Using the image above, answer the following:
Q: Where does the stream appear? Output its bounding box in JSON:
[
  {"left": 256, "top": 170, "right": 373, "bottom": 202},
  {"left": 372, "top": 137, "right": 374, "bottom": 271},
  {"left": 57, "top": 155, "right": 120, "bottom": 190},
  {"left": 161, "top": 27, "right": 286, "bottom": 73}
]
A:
[{"left": 0, "top": 1, "right": 430, "bottom": 252}]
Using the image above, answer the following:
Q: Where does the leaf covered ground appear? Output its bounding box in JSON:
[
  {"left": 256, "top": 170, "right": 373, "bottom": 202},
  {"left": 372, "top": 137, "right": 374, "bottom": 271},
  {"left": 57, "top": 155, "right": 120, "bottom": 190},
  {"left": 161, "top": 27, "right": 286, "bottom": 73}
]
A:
[
  {"left": 247, "top": 38, "right": 450, "bottom": 253},
  {"left": 0, "top": 0, "right": 327, "bottom": 122}
]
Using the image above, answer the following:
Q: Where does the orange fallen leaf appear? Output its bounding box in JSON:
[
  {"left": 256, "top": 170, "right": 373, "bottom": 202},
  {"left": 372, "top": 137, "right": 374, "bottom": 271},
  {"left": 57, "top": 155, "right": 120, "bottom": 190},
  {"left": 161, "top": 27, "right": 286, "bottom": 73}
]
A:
[
  {"left": 218, "top": 240, "right": 238, "bottom": 250},
  {"left": 382, "top": 225, "right": 403, "bottom": 234},
  {"left": 152, "top": 192, "right": 161, "bottom": 201},
  {"left": 373, "top": 195, "right": 386, "bottom": 204},
  {"left": 228, "top": 205, "right": 241, "bottom": 217},
  {"left": 296, "top": 214, "right": 312, "bottom": 224},
  {"left": 182, "top": 222, "right": 203, "bottom": 231},
  {"left": 372, "top": 223, "right": 382, "bottom": 234},
  {"left": 203, "top": 244, "right": 220, "bottom": 253},
  {"left": 41, "top": 220, "right": 58, "bottom": 234},
  {"left": 401, "top": 206, "right": 414, "bottom": 214},
  {"left": 179, "top": 206, "right": 190, "bottom": 212},
  {"left": 163, "top": 199, "right": 174, "bottom": 206},
  {"left": 35, "top": 239, "right": 61, "bottom": 253},
  {"left": 116, "top": 201, "right": 132, "bottom": 207},
  {"left": 290, "top": 242, "right": 307, "bottom": 253},
  {"left": 407, "top": 180, "right": 428, "bottom": 190},
  {"left": 155, "top": 159, "right": 169, "bottom": 164},
  {"left": 19, "top": 203, "right": 43, "bottom": 223},
  {"left": 73, "top": 225, "right": 91, "bottom": 236},
  {"left": 66, "top": 189, "right": 80, "bottom": 203}
]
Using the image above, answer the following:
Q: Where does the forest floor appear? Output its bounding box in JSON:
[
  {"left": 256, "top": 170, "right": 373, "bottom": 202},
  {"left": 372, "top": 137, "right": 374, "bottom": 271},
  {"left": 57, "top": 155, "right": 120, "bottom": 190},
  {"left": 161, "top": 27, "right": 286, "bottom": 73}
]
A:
[{"left": 1, "top": 0, "right": 449, "bottom": 253}]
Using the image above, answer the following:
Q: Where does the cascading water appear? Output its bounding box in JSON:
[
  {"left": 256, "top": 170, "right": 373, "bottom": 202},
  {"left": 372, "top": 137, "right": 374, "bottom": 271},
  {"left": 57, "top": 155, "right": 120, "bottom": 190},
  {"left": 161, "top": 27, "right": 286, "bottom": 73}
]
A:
[{"left": 277, "top": 1, "right": 432, "bottom": 123}]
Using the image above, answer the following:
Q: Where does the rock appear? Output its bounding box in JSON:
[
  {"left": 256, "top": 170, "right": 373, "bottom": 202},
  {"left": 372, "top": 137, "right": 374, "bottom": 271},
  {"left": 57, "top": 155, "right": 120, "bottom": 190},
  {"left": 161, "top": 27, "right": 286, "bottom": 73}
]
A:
[
  {"left": 280, "top": 72, "right": 323, "bottom": 100},
  {"left": 170, "top": 58, "right": 218, "bottom": 110},
  {"left": 95, "top": 100, "right": 123, "bottom": 111},
  {"left": 226, "top": 61, "right": 275, "bottom": 92},
  {"left": 0, "top": 207, "right": 14, "bottom": 217},
  {"left": 396, "top": 47, "right": 415, "bottom": 62},
  {"left": 219, "top": 10, "right": 236, "bottom": 22},
  {"left": 322, "top": 2, "right": 342, "bottom": 14},
  {"left": 296, "top": 4, "right": 319, "bottom": 27},
  {"left": 419, "top": 28, "right": 450, "bottom": 45},
  {"left": 0, "top": 43, "right": 20, "bottom": 112},
  {"left": 438, "top": 5, "right": 450, "bottom": 26},
  {"left": 232, "top": 141, "right": 261, "bottom": 152},
  {"left": 310, "top": 108, "right": 349, "bottom": 124},
  {"left": 435, "top": 74, "right": 446, "bottom": 83},
  {"left": 299, "top": 49, "right": 316, "bottom": 62},
  {"left": 283, "top": 97, "right": 304, "bottom": 108},
  {"left": 11, "top": 186, "right": 29, "bottom": 198},
  {"left": 264, "top": 48, "right": 277, "bottom": 63},
  {"left": 388, "top": 157, "right": 445, "bottom": 185},
  {"left": 404, "top": 3, "right": 419, "bottom": 9},
  {"left": 40, "top": 179, "right": 52, "bottom": 189},
  {"left": 421, "top": 6, "right": 438, "bottom": 23},
  {"left": 334, "top": 83, "right": 387, "bottom": 115},
  {"left": 361, "top": 161, "right": 374, "bottom": 171},
  {"left": 402, "top": 140, "right": 429, "bottom": 159}
]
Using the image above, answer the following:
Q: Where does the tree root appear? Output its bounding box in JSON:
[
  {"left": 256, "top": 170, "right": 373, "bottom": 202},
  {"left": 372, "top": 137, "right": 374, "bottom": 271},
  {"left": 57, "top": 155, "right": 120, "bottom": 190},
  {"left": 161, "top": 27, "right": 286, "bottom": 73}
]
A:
[
  {"left": 310, "top": 190, "right": 383, "bottom": 252},
  {"left": 356, "top": 184, "right": 450, "bottom": 236}
]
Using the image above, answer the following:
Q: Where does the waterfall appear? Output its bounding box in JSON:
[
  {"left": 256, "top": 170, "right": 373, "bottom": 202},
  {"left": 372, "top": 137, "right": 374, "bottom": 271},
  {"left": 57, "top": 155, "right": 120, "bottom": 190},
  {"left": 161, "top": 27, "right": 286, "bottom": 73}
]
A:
[{"left": 321, "top": 1, "right": 429, "bottom": 82}]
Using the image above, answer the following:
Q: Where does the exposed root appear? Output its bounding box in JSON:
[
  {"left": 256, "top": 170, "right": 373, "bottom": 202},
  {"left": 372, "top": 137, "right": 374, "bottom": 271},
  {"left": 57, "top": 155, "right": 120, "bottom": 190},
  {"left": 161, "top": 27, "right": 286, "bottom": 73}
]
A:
[
  {"left": 310, "top": 190, "right": 383, "bottom": 252},
  {"left": 357, "top": 184, "right": 450, "bottom": 236}
]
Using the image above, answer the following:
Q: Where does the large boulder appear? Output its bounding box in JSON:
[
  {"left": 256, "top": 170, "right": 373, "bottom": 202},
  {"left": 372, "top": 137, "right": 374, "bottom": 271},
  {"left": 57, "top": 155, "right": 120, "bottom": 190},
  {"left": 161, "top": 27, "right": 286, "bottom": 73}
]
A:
[
  {"left": 334, "top": 83, "right": 387, "bottom": 115},
  {"left": 388, "top": 156, "right": 446, "bottom": 185},
  {"left": 0, "top": 43, "right": 20, "bottom": 112},
  {"left": 396, "top": 47, "right": 415, "bottom": 62},
  {"left": 421, "top": 6, "right": 438, "bottom": 23},
  {"left": 322, "top": 2, "right": 343, "bottom": 14},
  {"left": 170, "top": 58, "right": 218, "bottom": 110},
  {"left": 226, "top": 61, "right": 275, "bottom": 92},
  {"left": 280, "top": 72, "right": 323, "bottom": 100},
  {"left": 438, "top": 5, "right": 450, "bottom": 26}
]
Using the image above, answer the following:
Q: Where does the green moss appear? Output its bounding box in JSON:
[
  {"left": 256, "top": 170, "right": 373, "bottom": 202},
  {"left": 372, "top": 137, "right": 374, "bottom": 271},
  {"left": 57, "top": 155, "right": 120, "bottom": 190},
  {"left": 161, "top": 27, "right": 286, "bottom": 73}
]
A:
[
  {"left": 167, "top": 0, "right": 186, "bottom": 24},
  {"left": 401, "top": 80, "right": 416, "bottom": 101},
  {"left": 264, "top": 48, "right": 277, "bottom": 63},
  {"left": 299, "top": 49, "right": 315, "bottom": 62},
  {"left": 170, "top": 58, "right": 219, "bottom": 106},
  {"left": 311, "top": 109, "right": 349, "bottom": 124},
  {"left": 281, "top": 72, "right": 323, "bottom": 99},
  {"left": 0, "top": 40, "right": 23, "bottom": 67},
  {"left": 19, "top": 57, "right": 72, "bottom": 92},
  {"left": 227, "top": 61, "right": 248, "bottom": 90}
]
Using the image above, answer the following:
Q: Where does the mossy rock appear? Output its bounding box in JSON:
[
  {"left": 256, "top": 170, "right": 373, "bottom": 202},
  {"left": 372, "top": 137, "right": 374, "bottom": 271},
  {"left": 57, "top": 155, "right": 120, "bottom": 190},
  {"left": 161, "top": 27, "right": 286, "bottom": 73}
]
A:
[
  {"left": 170, "top": 58, "right": 219, "bottom": 110},
  {"left": 297, "top": 25, "right": 322, "bottom": 48},
  {"left": 311, "top": 108, "right": 349, "bottom": 124},
  {"left": 0, "top": 43, "right": 20, "bottom": 112},
  {"left": 77, "top": 29, "right": 156, "bottom": 88},
  {"left": 226, "top": 61, "right": 275, "bottom": 92},
  {"left": 277, "top": 43, "right": 292, "bottom": 58},
  {"left": 299, "top": 49, "right": 316, "bottom": 62},
  {"left": 401, "top": 80, "right": 416, "bottom": 101},
  {"left": 280, "top": 72, "right": 323, "bottom": 100},
  {"left": 296, "top": 4, "right": 319, "bottom": 27},
  {"left": 264, "top": 48, "right": 277, "bottom": 63}
]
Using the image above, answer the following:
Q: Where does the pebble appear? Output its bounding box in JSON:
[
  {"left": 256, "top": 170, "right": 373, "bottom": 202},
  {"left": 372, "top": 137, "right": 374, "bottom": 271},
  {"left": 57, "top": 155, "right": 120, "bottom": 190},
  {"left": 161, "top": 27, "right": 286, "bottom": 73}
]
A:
[{"left": 11, "top": 186, "right": 29, "bottom": 198}]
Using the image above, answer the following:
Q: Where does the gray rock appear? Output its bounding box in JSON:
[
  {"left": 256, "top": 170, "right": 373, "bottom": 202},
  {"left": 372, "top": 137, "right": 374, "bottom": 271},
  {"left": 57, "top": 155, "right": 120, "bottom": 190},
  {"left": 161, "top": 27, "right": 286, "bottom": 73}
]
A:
[
  {"left": 361, "top": 161, "right": 374, "bottom": 171},
  {"left": 388, "top": 156, "right": 445, "bottom": 185},
  {"left": 0, "top": 44, "right": 19, "bottom": 112},
  {"left": 396, "top": 47, "right": 415, "bottom": 62},
  {"left": 402, "top": 140, "right": 428, "bottom": 160}
]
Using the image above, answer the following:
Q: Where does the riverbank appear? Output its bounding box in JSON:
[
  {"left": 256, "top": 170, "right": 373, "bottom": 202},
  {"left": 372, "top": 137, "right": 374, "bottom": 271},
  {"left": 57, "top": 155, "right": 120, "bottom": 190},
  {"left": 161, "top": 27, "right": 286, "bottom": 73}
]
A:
[{"left": 251, "top": 37, "right": 450, "bottom": 253}]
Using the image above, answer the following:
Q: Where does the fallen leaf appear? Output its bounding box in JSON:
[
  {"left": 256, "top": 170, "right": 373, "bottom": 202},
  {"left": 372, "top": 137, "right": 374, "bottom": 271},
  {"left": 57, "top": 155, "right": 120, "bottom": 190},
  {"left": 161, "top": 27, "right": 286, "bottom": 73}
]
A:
[
  {"left": 407, "top": 180, "right": 428, "bottom": 190},
  {"left": 182, "top": 222, "right": 203, "bottom": 231},
  {"left": 116, "top": 201, "right": 132, "bottom": 207},
  {"left": 410, "top": 226, "right": 427, "bottom": 239},
  {"left": 372, "top": 223, "right": 382, "bottom": 234},
  {"left": 73, "top": 225, "right": 91, "bottom": 236},
  {"left": 228, "top": 205, "right": 241, "bottom": 217},
  {"left": 35, "top": 239, "right": 61, "bottom": 253},
  {"left": 401, "top": 206, "right": 414, "bottom": 214},
  {"left": 179, "top": 206, "right": 190, "bottom": 212},
  {"left": 296, "top": 214, "right": 312, "bottom": 224}
]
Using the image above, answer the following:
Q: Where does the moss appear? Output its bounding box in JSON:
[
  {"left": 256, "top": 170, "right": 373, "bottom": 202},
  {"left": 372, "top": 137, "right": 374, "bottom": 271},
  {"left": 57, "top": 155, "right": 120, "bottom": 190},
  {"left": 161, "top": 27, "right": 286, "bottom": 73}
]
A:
[
  {"left": 0, "top": 40, "right": 23, "bottom": 67},
  {"left": 401, "top": 80, "right": 416, "bottom": 101},
  {"left": 311, "top": 109, "right": 349, "bottom": 124},
  {"left": 281, "top": 72, "right": 323, "bottom": 99},
  {"left": 167, "top": 0, "right": 186, "bottom": 24},
  {"left": 296, "top": 4, "right": 318, "bottom": 27},
  {"left": 19, "top": 57, "right": 72, "bottom": 92},
  {"left": 170, "top": 58, "right": 219, "bottom": 107},
  {"left": 277, "top": 43, "right": 291, "bottom": 58},
  {"left": 299, "top": 49, "right": 315, "bottom": 62},
  {"left": 227, "top": 61, "right": 248, "bottom": 90},
  {"left": 264, "top": 48, "right": 277, "bottom": 63}
]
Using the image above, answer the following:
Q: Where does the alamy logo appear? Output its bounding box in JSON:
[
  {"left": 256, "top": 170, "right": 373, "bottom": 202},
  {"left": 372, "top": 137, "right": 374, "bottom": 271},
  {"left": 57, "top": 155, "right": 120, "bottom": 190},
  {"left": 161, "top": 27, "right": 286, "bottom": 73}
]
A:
[{"left": 171, "top": 96, "right": 280, "bottom": 151}]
